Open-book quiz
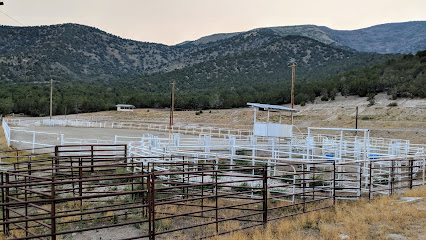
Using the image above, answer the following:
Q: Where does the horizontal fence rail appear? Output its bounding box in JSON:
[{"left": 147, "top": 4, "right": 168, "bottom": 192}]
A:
[{"left": 39, "top": 119, "right": 253, "bottom": 139}]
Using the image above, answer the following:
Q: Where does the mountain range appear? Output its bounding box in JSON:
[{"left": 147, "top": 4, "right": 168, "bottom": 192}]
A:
[
  {"left": 180, "top": 21, "right": 426, "bottom": 54},
  {"left": 0, "top": 21, "right": 424, "bottom": 115},
  {"left": 0, "top": 21, "right": 424, "bottom": 84}
]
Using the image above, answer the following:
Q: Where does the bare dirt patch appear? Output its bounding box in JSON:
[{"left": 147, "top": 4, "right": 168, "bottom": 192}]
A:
[{"left": 64, "top": 225, "right": 142, "bottom": 240}]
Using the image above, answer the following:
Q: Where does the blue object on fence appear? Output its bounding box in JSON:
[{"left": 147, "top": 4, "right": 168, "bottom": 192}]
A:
[
  {"left": 369, "top": 153, "right": 378, "bottom": 160},
  {"left": 326, "top": 154, "right": 334, "bottom": 161}
]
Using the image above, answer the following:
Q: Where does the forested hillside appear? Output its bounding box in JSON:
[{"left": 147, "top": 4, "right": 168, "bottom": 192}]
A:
[
  {"left": 307, "top": 50, "right": 426, "bottom": 101},
  {"left": 127, "top": 35, "right": 396, "bottom": 93},
  {"left": 318, "top": 21, "right": 426, "bottom": 54},
  {"left": 1, "top": 50, "right": 424, "bottom": 116},
  {"left": 0, "top": 24, "right": 182, "bottom": 82},
  {"left": 1, "top": 22, "right": 425, "bottom": 84},
  {"left": 0, "top": 23, "right": 424, "bottom": 116},
  {"left": 183, "top": 21, "right": 426, "bottom": 54}
]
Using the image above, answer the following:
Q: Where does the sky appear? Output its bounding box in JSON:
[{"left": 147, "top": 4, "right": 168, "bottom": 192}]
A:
[{"left": 0, "top": 0, "right": 425, "bottom": 45}]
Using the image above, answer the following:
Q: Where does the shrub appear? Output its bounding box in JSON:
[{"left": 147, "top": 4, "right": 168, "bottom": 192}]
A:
[
  {"left": 321, "top": 95, "right": 329, "bottom": 101},
  {"left": 156, "top": 219, "right": 171, "bottom": 231},
  {"left": 367, "top": 93, "right": 376, "bottom": 101},
  {"left": 231, "top": 182, "right": 250, "bottom": 192},
  {"left": 236, "top": 150, "right": 249, "bottom": 155},
  {"left": 387, "top": 102, "right": 398, "bottom": 107}
]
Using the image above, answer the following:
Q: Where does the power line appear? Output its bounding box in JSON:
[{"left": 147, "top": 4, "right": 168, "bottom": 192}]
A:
[{"left": 0, "top": 9, "right": 24, "bottom": 25}]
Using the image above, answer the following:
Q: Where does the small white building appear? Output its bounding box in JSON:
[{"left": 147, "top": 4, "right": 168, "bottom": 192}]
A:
[{"left": 116, "top": 104, "right": 135, "bottom": 112}]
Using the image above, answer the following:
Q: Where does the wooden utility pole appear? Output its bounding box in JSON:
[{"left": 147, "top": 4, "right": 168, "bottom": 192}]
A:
[
  {"left": 171, "top": 81, "right": 175, "bottom": 125},
  {"left": 288, "top": 63, "right": 297, "bottom": 125},
  {"left": 355, "top": 106, "right": 358, "bottom": 129},
  {"left": 169, "top": 81, "right": 175, "bottom": 138},
  {"left": 50, "top": 79, "right": 53, "bottom": 120}
]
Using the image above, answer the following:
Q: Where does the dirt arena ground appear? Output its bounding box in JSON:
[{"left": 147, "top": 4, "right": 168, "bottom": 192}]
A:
[
  {"left": 50, "top": 93, "right": 426, "bottom": 144},
  {"left": 2, "top": 93, "right": 425, "bottom": 151}
]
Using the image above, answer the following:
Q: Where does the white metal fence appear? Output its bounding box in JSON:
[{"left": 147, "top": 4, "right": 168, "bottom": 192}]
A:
[
  {"left": 39, "top": 119, "right": 253, "bottom": 138},
  {"left": 2, "top": 118, "right": 425, "bottom": 198},
  {"left": 2, "top": 120, "right": 11, "bottom": 147}
]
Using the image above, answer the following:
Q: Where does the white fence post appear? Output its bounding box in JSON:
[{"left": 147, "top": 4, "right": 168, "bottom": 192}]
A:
[
  {"left": 173, "top": 134, "right": 180, "bottom": 149},
  {"left": 204, "top": 135, "right": 211, "bottom": 153}
]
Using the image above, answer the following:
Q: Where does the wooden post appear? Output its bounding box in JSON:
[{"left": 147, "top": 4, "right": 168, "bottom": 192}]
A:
[
  {"left": 288, "top": 63, "right": 297, "bottom": 125},
  {"left": 263, "top": 166, "right": 268, "bottom": 224},
  {"left": 50, "top": 79, "right": 53, "bottom": 120},
  {"left": 302, "top": 164, "right": 306, "bottom": 212},
  {"left": 54, "top": 146, "right": 59, "bottom": 174},
  {"left": 1, "top": 172, "right": 6, "bottom": 234},
  {"left": 79, "top": 159, "right": 83, "bottom": 215},
  {"left": 148, "top": 174, "right": 152, "bottom": 240},
  {"left": 369, "top": 161, "right": 373, "bottom": 200},
  {"left": 169, "top": 81, "right": 175, "bottom": 138},
  {"left": 91, "top": 145, "right": 94, "bottom": 173},
  {"left": 409, "top": 159, "right": 414, "bottom": 189},
  {"left": 172, "top": 81, "right": 175, "bottom": 126},
  {"left": 51, "top": 178, "right": 56, "bottom": 240},
  {"left": 355, "top": 106, "right": 358, "bottom": 129},
  {"left": 201, "top": 164, "right": 204, "bottom": 217},
  {"left": 215, "top": 169, "right": 219, "bottom": 233},
  {"left": 4, "top": 173, "right": 10, "bottom": 234},
  {"left": 333, "top": 161, "right": 337, "bottom": 205}
]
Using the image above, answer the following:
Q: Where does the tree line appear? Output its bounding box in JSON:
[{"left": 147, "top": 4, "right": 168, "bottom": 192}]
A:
[{"left": 0, "top": 50, "right": 424, "bottom": 116}]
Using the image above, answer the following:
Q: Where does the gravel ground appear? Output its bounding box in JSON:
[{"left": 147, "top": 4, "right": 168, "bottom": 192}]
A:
[
  {"left": 64, "top": 225, "right": 143, "bottom": 240},
  {"left": 9, "top": 125, "right": 169, "bottom": 151}
]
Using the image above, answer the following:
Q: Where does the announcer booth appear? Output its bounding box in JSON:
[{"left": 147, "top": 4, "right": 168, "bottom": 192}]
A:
[{"left": 247, "top": 103, "right": 298, "bottom": 138}]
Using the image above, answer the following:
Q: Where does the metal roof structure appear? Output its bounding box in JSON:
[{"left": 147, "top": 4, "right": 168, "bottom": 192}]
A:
[
  {"left": 116, "top": 104, "right": 135, "bottom": 108},
  {"left": 247, "top": 103, "right": 298, "bottom": 112}
]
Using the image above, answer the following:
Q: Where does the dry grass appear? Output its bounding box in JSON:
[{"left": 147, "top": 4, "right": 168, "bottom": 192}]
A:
[
  {"left": 0, "top": 125, "right": 10, "bottom": 152},
  {"left": 217, "top": 186, "right": 426, "bottom": 240},
  {"left": 404, "top": 187, "right": 426, "bottom": 197},
  {"left": 0, "top": 151, "right": 53, "bottom": 164},
  {"left": 0, "top": 185, "right": 424, "bottom": 240}
]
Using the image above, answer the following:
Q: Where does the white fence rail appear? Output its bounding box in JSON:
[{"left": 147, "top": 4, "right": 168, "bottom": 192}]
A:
[
  {"left": 40, "top": 119, "right": 252, "bottom": 139},
  {"left": 6, "top": 128, "right": 59, "bottom": 153}
]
